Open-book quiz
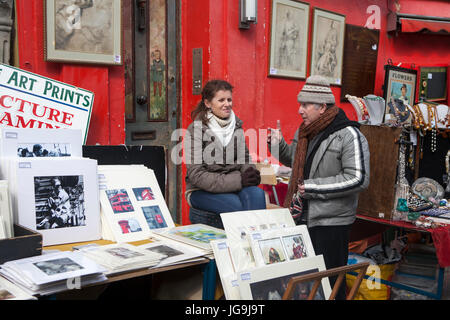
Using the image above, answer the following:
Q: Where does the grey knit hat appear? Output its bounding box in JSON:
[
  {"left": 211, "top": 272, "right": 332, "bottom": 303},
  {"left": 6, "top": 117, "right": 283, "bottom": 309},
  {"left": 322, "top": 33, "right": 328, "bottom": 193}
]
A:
[{"left": 297, "top": 75, "right": 335, "bottom": 105}]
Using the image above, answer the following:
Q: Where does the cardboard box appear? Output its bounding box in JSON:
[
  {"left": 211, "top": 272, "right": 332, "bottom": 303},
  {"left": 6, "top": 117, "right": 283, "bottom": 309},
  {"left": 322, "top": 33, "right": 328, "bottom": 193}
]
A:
[
  {"left": 255, "top": 163, "right": 277, "bottom": 186},
  {"left": 0, "top": 224, "right": 42, "bottom": 264}
]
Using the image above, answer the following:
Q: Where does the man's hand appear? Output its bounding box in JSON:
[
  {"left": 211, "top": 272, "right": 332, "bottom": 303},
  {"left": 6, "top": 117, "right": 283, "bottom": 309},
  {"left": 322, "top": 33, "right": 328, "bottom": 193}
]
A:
[
  {"left": 268, "top": 120, "right": 283, "bottom": 145},
  {"left": 297, "top": 182, "right": 305, "bottom": 196}
]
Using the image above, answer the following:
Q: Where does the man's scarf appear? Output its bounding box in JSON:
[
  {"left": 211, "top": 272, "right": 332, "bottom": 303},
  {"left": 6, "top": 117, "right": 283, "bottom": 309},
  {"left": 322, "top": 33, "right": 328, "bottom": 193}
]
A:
[{"left": 283, "top": 105, "right": 339, "bottom": 208}]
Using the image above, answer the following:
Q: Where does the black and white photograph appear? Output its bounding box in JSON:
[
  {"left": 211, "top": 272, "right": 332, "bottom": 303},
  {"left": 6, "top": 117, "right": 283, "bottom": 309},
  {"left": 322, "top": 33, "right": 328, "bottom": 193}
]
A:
[
  {"left": 145, "top": 245, "right": 183, "bottom": 258},
  {"left": 268, "top": 0, "right": 309, "bottom": 79},
  {"left": 33, "top": 257, "right": 84, "bottom": 276},
  {"left": 35, "top": 175, "right": 86, "bottom": 230},
  {"left": 104, "top": 247, "right": 145, "bottom": 259},
  {"left": 17, "top": 143, "right": 72, "bottom": 158}
]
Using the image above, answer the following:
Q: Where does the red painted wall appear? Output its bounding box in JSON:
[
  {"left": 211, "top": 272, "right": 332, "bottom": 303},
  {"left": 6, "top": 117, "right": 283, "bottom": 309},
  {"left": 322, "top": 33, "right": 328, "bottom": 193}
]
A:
[
  {"left": 180, "top": 0, "right": 450, "bottom": 224},
  {"left": 15, "top": 0, "right": 125, "bottom": 145}
]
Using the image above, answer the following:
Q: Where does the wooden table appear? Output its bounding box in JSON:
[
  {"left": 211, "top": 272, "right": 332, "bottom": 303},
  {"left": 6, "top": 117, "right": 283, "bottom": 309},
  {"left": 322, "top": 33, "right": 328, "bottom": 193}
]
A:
[{"left": 43, "top": 239, "right": 215, "bottom": 299}]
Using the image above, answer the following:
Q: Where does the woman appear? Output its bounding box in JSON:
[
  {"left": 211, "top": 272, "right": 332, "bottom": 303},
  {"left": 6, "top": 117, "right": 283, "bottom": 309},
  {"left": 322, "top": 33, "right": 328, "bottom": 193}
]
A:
[{"left": 185, "top": 80, "right": 266, "bottom": 224}]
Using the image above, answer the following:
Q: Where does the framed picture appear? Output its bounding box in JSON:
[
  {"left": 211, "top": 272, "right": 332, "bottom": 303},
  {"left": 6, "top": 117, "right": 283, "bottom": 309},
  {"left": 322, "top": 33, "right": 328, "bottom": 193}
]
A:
[
  {"left": 248, "top": 225, "right": 316, "bottom": 267},
  {"left": 382, "top": 65, "right": 417, "bottom": 123},
  {"left": 310, "top": 8, "right": 346, "bottom": 85},
  {"left": 238, "top": 255, "right": 331, "bottom": 300},
  {"left": 418, "top": 66, "right": 448, "bottom": 102},
  {"left": 45, "top": 0, "right": 123, "bottom": 65},
  {"left": 268, "top": 0, "right": 310, "bottom": 79}
]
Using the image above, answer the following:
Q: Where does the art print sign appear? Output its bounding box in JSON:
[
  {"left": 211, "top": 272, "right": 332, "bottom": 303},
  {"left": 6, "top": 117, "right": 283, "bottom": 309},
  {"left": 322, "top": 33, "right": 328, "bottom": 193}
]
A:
[{"left": 0, "top": 64, "right": 94, "bottom": 143}]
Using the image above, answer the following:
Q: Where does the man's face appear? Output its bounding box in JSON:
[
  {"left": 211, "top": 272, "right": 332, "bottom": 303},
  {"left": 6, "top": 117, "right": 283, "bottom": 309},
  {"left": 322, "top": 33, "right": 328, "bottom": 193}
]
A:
[{"left": 298, "top": 103, "right": 326, "bottom": 126}]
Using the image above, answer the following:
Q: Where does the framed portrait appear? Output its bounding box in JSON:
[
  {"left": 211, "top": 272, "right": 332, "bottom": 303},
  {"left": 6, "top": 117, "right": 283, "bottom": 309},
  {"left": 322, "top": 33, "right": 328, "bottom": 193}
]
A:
[
  {"left": 382, "top": 65, "right": 417, "bottom": 123},
  {"left": 310, "top": 8, "right": 346, "bottom": 86},
  {"left": 45, "top": 0, "right": 123, "bottom": 65},
  {"left": 268, "top": 0, "right": 310, "bottom": 79},
  {"left": 238, "top": 255, "right": 331, "bottom": 300}
]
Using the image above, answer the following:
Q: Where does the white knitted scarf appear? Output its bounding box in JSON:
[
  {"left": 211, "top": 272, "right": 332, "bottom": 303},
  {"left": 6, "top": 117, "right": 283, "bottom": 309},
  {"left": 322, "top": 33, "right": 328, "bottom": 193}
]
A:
[{"left": 206, "top": 110, "right": 236, "bottom": 146}]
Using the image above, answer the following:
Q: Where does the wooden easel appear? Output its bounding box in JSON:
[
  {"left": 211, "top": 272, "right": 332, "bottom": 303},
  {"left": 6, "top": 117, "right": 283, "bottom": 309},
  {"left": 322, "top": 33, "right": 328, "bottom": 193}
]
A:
[{"left": 282, "top": 262, "right": 370, "bottom": 300}]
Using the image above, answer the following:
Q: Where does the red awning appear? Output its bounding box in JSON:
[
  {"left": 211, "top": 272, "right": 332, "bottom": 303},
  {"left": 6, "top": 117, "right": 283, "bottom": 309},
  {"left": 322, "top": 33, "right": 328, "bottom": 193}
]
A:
[{"left": 400, "top": 17, "right": 450, "bottom": 34}]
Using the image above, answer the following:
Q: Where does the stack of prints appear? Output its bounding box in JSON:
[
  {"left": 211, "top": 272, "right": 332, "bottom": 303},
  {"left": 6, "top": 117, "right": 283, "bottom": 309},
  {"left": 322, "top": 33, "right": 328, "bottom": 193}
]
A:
[{"left": 0, "top": 251, "right": 106, "bottom": 296}]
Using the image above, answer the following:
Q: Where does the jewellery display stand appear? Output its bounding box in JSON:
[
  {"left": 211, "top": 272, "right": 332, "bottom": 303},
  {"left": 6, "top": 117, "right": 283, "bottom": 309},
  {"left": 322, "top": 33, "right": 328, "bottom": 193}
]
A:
[{"left": 363, "top": 95, "right": 385, "bottom": 125}]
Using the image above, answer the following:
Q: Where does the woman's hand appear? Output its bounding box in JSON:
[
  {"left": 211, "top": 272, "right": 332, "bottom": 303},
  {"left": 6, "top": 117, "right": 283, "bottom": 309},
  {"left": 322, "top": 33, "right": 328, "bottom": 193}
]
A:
[{"left": 241, "top": 167, "right": 261, "bottom": 187}]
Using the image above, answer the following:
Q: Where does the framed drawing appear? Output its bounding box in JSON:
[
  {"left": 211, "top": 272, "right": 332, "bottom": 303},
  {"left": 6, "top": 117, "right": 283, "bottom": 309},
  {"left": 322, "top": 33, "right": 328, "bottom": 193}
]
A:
[
  {"left": 268, "top": 0, "right": 310, "bottom": 79},
  {"left": 45, "top": 0, "right": 122, "bottom": 65},
  {"left": 238, "top": 255, "right": 331, "bottom": 300},
  {"left": 310, "top": 8, "right": 345, "bottom": 85}
]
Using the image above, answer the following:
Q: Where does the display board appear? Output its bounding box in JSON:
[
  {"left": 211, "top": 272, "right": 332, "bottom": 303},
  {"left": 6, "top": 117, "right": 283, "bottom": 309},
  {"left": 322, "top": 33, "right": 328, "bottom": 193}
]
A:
[
  {"left": 82, "top": 145, "right": 166, "bottom": 199},
  {"left": 340, "top": 24, "right": 379, "bottom": 101},
  {"left": 357, "top": 125, "right": 402, "bottom": 220}
]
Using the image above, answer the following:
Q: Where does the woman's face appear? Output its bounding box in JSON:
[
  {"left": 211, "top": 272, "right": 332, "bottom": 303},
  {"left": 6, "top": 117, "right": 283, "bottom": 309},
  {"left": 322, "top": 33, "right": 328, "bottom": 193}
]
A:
[{"left": 205, "top": 90, "right": 233, "bottom": 119}]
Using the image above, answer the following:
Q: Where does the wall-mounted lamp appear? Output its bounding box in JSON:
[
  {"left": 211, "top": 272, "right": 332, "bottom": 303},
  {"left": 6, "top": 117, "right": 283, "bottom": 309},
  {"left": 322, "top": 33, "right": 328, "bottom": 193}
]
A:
[{"left": 239, "top": 0, "right": 257, "bottom": 29}]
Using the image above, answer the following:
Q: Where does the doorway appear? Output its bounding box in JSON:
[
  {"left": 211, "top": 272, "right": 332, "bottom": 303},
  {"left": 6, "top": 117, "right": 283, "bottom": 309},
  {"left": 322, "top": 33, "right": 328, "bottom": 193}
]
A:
[{"left": 123, "top": 0, "right": 179, "bottom": 222}]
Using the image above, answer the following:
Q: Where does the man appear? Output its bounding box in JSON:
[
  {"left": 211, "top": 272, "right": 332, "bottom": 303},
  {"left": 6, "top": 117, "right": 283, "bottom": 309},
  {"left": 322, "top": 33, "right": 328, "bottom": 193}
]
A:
[{"left": 268, "top": 75, "right": 370, "bottom": 300}]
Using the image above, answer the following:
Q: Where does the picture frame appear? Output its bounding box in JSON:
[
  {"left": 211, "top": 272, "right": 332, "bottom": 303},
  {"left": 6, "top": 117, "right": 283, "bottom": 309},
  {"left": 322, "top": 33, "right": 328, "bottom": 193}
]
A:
[
  {"left": 268, "top": 0, "right": 310, "bottom": 79},
  {"left": 238, "top": 255, "right": 331, "bottom": 300},
  {"left": 310, "top": 8, "right": 346, "bottom": 86},
  {"left": 44, "top": 0, "right": 123, "bottom": 65},
  {"left": 418, "top": 66, "right": 448, "bottom": 102},
  {"left": 382, "top": 65, "right": 417, "bottom": 123},
  {"left": 248, "top": 225, "right": 316, "bottom": 267}
]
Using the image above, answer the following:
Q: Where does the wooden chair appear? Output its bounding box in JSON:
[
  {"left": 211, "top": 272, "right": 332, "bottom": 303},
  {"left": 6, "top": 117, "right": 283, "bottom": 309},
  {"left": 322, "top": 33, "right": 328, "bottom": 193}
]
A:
[{"left": 282, "top": 262, "right": 370, "bottom": 300}]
